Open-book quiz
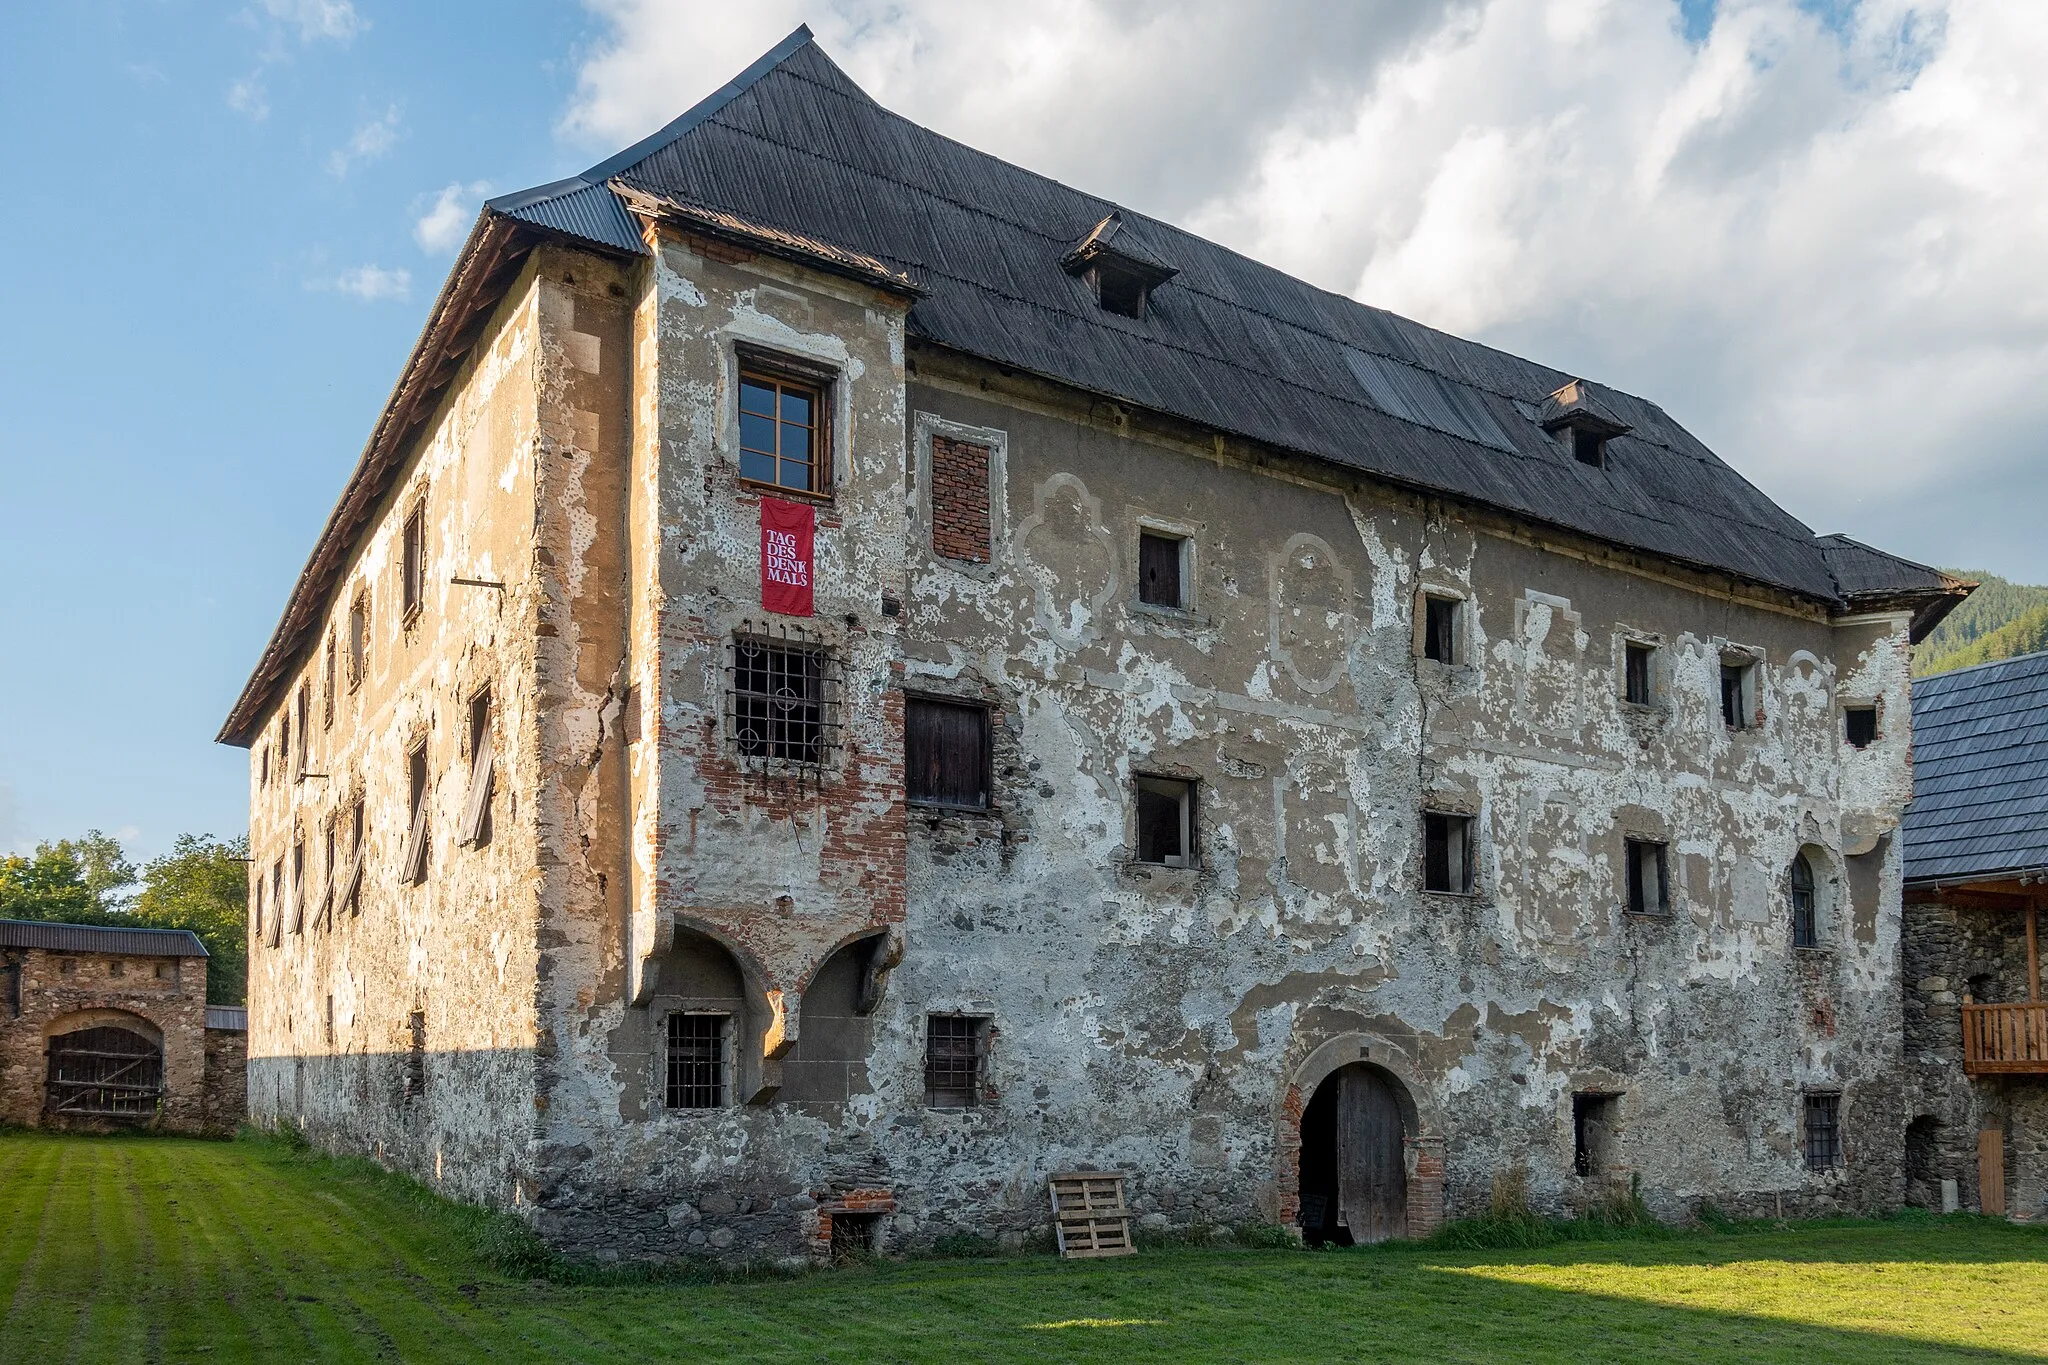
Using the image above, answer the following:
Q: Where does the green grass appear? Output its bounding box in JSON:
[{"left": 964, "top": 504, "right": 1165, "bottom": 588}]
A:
[{"left": 2, "top": 1132, "right": 2046, "bottom": 1363}]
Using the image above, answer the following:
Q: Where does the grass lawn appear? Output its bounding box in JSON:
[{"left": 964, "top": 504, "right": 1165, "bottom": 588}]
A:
[{"left": 1, "top": 1132, "right": 2045, "bottom": 1363}]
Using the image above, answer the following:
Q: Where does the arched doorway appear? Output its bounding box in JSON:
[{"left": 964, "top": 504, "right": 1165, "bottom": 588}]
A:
[
  {"left": 46, "top": 1017, "right": 163, "bottom": 1120},
  {"left": 1298, "top": 1063, "right": 1409, "bottom": 1245}
]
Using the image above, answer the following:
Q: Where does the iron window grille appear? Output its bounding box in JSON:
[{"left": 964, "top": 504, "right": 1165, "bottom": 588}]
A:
[
  {"left": 666, "top": 1012, "right": 729, "bottom": 1109},
  {"left": 1804, "top": 1094, "right": 1842, "bottom": 1171},
  {"left": 924, "top": 1014, "right": 986, "bottom": 1108},
  {"left": 727, "top": 625, "right": 841, "bottom": 776}
]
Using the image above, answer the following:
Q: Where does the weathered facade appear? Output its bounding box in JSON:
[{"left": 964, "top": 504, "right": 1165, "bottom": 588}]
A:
[
  {"left": 1901, "top": 650, "right": 2048, "bottom": 1221},
  {"left": 0, "top": 919, "right": 245, "bottom": 1134},
  {"left": 220, "top": 30, "right": 1968, "bottom": 1260}
]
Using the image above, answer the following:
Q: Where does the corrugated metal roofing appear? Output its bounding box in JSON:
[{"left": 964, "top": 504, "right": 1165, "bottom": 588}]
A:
[
  {"left": 489, "top": 30, "right": 1954, "bottom": 604},
  {"left": 206, "top": 1006, "right": 248, "bottom": 1031},
  {"left": 0, "top": 919, "right": 208, "bottom": 958},
  {"left": 1903, "top": 650, "right": 2048, "bottom": 883}
]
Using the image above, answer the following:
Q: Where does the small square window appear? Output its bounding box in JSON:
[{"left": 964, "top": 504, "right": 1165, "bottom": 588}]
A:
[
  {"left": 1135, "top": 776, "right": 1195, "bottom": 867},
  {"left": 1424, "top": 811, "right": 1475, "bottom": 894},
  {"left": 1804, "top": 1093, "right": 1842, "bottom": 1171},
  {"left": 1092, "top": 265, "right": 1150, "bottom": 319},
  {"left": 1624, "top": 838, "right": 1669, "bottom": 916},
  {"left": 906, "top": 697, "right": 990, "bottom": 810},
  {"left": 666, "top": 1012, "right": 729, "bottom": 1108},
  {"left": 1423, "top": 596, "right": 1461, "bottom": 665},
  {"left": 1844, "top": 707, "right": 1877, "bottom": 748},
  {"left": 924, "top": 1014, "right": 988, "bottom": 1108},
  {"left": 1571, "top": 428, "right": 1608, "bottom": 467},
  {"left": 1721, "top": 660, "right": 1756, "bottom": 730},
  {"left": 1624, "top": 642, "right": 1655, "bottom": 706},
  {"left": 1138, "top": 531, "right": 1186, "bottom": 609},
  {"left": 739, "top": 370, "right": 827, "bottom": 495}
]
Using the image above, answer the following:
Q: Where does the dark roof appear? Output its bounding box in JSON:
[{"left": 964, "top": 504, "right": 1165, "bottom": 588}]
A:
[
  {"left": 206, "top": 1006, "right": 248, "bottom": 1031},
  {"left": 1903, "top": 650, "right": 2048, "bottom": 883},
  {"left": 1816, "top": 535, "right": 1972, "bottom": 642},
  {"left": 0, "top": 919, "right": 208, "bottom": 958},
  {"left": 219, "top": 27, "right": 1966, "bottom": 745}
]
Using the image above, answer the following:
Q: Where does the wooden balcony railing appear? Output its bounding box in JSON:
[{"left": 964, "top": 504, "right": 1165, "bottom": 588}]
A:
[{"left": 1962, "top": 1002, "right": 2048, "bottom": 1074}]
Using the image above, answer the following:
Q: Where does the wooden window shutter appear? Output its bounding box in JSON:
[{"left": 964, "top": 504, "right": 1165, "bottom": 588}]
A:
[
  {"left": 460, "top": 721, "right": 495, "bottom": 846},
  {"left": 906, "top": 699, "right": 988, "bottom": 809}
]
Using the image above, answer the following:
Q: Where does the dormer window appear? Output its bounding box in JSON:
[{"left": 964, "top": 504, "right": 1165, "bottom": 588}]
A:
[
  {"left": 1539, "top": 379, "right": 1631, "bottom": 469},
  {"left": 1063, "top": 212, "right": 1176, "bottom": 322}
]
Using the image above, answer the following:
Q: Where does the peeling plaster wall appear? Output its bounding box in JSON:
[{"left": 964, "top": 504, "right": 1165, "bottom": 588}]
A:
[
  {"left": 246, "top": 253, "right": 551, "bottom": 1208},
  {"left": 250, "top": 233, "right": 1920, "bottom": 1259}
]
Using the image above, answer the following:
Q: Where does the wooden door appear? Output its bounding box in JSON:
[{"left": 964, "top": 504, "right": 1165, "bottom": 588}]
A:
[
  {"left": 1979, "top": 1128, "right": 2006, "bottom": 1216},
  {"left": 1337, "top": 1066, "right": 1407, "bottom": 1242}
]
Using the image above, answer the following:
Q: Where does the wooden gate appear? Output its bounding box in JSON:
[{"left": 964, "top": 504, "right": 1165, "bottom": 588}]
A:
[
  {"left": 46, "top": 1026, "right": 163, "bottom": 1118},
  {"left": 1337, "top": 1066, "right": 1407, "bottom": 1243}
]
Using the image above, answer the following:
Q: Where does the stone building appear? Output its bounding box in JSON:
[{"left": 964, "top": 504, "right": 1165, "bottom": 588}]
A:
[
  {"left": 218, "top": 29, "right": 1968, "bottom": 1259},
  {"left": 0, "top": 918, "right": 245, "bottom": 1133},
  {"left": 1901, "top": 649, "right": 2048, "bottom": 1220}
]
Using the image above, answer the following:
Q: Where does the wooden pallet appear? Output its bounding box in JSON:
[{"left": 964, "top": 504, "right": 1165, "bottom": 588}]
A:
[{"left": 1049, "top": 1171, "right": 1136, "bottom": 1259}]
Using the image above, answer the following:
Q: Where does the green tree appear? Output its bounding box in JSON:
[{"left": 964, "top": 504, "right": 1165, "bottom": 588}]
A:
[
  {"left": 1, "top": 830, "right": 247, "bottom": 1005},
  {"left": 132, "top": 835, "right": 248, "bottom": 1006}
]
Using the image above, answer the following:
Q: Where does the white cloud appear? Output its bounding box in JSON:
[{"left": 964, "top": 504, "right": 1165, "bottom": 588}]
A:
[
  {"left": 257, "top": 0, "right": 366, "bottom": 46},
  {"left": 229, "top": 0, "right": 366, "bottom": 120},
  {"left": 327, "top": 104, "right": 403, "bottom": 177},
  {"left": 564, "top": 0, "right": 2048, "bottom": 579},
  {"left": 413, "top": 181, "right": 492, "bottom": 254},
  {"left": 317, "top": 265, "right": 412, "bottom": 301}
]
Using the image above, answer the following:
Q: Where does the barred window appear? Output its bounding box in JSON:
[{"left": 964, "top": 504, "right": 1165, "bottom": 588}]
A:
[
  {"left": 924, "top": 1014, "right": 987, "bottom": 1108},
  {"left": 666, "top": 1013, "right": 729, "bottom": 1109},
  {"left": 729, "top": 635, "right": 838, "bottom": 766},
  {"left": 1804, "top": 1093, "right": 1842, "bottom": 1171}
]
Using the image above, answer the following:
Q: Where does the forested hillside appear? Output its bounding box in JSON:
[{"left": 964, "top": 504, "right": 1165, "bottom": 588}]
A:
[{"left": 1915, "top": 570, "right": 2048, "bottom": 676}]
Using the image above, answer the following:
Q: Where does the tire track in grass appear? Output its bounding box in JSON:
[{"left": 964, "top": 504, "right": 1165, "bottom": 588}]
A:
[
  {"left": 0, "top": 1139, "right": 68, "bottom": 1364},
  {"left": 65, "top": 1137, "right": 144, "bottom": 1365},
  {"left": 12, "top": 1139, "right": 105, "bottom": 1363},
  {"left": 0, "top": 1138, "right": 56, "bottom": 1313},
  {"left": 172, "top": 1139, "right": 329, "bottom": 1361},
  {"left": 167, "top": 1142, "right": 295, "bottom": 1363}
]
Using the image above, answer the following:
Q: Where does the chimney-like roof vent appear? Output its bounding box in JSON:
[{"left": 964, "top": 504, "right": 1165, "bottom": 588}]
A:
[{"left": 1539, "top": 379, "right": 1632, "bottom": 466}]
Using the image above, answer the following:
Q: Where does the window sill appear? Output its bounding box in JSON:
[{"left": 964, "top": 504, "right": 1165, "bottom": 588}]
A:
[
  {"left": 1422, "top": 887, "right": 1481, "bottom": 899},
  {"left": 1131, "top": 600, "right": 1208, "bottom": 626},
  {"left": 737, "top": 477, "right": 834, "bottom": 505},
  {"left": 909, "top": 799, "right": 995, "bottom": 816}
]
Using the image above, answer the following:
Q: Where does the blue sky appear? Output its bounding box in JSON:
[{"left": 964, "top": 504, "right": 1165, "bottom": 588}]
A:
[{"left": 5, "top": 0, "right": 2044, "bottom": 861}]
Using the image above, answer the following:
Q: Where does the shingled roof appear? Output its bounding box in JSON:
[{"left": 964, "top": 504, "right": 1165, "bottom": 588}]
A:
[
  {"left": 218, "top": 27, "right": 1962, "bottom": 745},
  {"left": 1903, "top": 650, "right": 2048, "bottom": 885}
]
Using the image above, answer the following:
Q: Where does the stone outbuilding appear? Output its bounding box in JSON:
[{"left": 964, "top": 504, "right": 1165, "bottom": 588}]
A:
[
  {"left": 0, "top": 919, "right": 245, "bottom": 1134},
  {"left": 1902, "top": 649, "right": 2048, "bottom": 1219},
  {"left": 221, "top": 28, "right": 1967, "bottom": 1261}
]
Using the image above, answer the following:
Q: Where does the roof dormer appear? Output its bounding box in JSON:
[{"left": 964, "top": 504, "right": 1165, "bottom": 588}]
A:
[
  {"left": 1539, "top": 379, "right": 1632, "bottom": 467},
  {"left": 1063, "top": 212, "right": 1177, "bottom": 320}
]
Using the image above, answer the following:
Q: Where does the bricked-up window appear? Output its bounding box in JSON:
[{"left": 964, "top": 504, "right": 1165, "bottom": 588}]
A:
[
  {"left": 1138, "top": 531, "right": 1185, "bottom": 609},
  {"left": 1625, "top": 838, "right": 1669, "bottom": 916},
  {"left": 401, "top": 502, "right": 426, "bottom": 623},
  {"left": 1423, "top": 595, "right": 1461, "bottom": 664},
  {"left": 460, "top": 688, "right": 495, "bottom": 848},
  {"left": 906, "top": 698, "right": 990, "bottom": 810},
  {"left": 401, "top": 743, "right": 430, "bottom": 885},
  {"left": 348, "top": 590, "right": 369, "bottom": 690},
  {"left": 404, "top": 1009, "right": 427, "bottom": 1100},
  {"left": 1135, "top": 776, "right": 1195, "bottom": 867},
  {"left": 1721, "top": 659, "right": 1757, "bottom": 729},
  {"left": 1624, "top": 642, "right": 1655, "bottom": 706},
  {"left": 1844, "top": 706, "right": 1877, "bottom": 748},
  {"left": 1424, "top": 811, "right": 1475, "bottom": 894},
  {"left": 1790, "top": 852, "right": 1818, "bottom": 949},
  {"left": 665, "top": 1012, "right": 729, "bottom": 1108},
  {"left": 739, "top": 369, "right": 826, "bottom": 495},
  {"left": 924, "top": 1014, "right": 988, "bottom": 1108},
  {"left": 1804, "top": 1093, "right": 1842, "bottom": 1171},
  {"left": 930, "top": 435, "right": 993, "bottom": 563},
  {"left": 729, "top": 635, "right": 838, "bottom": 767}
]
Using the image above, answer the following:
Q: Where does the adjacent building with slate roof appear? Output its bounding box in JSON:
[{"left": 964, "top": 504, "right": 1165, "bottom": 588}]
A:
[
  {"left": 1899, "top": 651, "right": 2048, "bottom": 1221},
  {"left": 222, "top": 29, "right": 1969, "bottom": 1259}
]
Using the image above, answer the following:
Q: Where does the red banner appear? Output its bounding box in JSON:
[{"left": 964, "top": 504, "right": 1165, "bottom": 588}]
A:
[{"left": 760, "top": 497, "right": 815, "bottom": 617}]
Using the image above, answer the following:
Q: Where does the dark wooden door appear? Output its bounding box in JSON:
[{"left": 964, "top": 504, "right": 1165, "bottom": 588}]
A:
[{"left": 1337, "top": 1066, "right": 1407, "bottom": 1242}]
